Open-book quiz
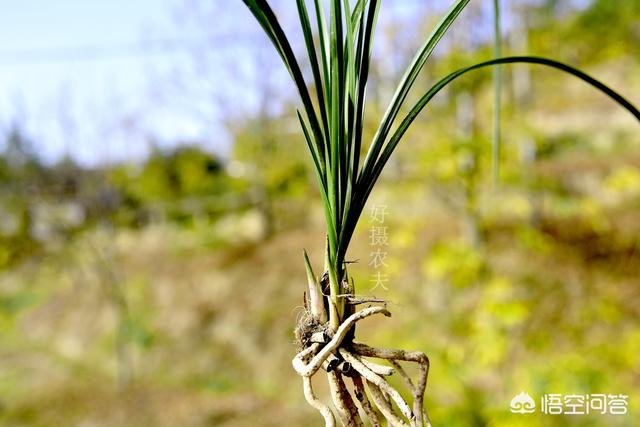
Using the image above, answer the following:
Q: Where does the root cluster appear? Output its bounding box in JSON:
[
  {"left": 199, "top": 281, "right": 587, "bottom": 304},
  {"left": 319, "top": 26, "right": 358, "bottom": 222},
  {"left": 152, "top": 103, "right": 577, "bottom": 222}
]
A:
[
  {"left": 293, "top": 304, "right": 432, "bottom": 427},
  {"left": 295, "top": 311, "right": 330, "bottom": 351}
]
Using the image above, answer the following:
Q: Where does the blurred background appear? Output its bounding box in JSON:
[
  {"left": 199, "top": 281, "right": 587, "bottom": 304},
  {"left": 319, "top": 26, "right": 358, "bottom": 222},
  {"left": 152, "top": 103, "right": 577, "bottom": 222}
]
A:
[{"left": 0, "top": 0, "right": 639, "bottom": 426}]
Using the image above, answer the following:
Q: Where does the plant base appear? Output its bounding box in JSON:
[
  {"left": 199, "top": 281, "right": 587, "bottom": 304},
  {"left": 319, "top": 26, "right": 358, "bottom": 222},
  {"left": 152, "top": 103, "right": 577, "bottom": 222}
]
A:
[{"left": 293, "top": 303, "right": 432, "bottom": 427}]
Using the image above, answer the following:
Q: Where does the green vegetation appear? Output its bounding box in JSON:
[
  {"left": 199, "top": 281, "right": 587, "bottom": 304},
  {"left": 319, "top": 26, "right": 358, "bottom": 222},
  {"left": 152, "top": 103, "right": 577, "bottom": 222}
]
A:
[
  {"left": 1, "top": 1, "right": 639, "bottom": 426},
  {"left": 242, "top": 0, "right": 638, "bottom": 425}
]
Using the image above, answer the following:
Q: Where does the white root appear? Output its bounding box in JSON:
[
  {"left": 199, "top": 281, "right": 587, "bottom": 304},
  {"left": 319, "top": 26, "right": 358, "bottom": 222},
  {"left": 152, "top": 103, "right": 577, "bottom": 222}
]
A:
[
  {"left": 352, "top": 375, "right": 381, "bottom": 427},
  {"left": 303, "top": 376, "right": 336, "bottom": 427},
  {"left": 340, "top": 349, "right": 414, "bottom": 422},
  {"left": 328, "top": 371, "right": 365, "bottom": 427},
  {"left": 292, "top": 343, "right": 321, "bottom": 373},
  {"left": 389, "top": 360, "right": 415, "bottom": 394},
  {"left": 292, "top": 305, "right": 432, "bottom": 427},
  {"left": 351, "top": 343, "right": 431, "bottom": 427},
  {"left": 366, "top": 381, "right": 409, "bottom": 427},
  {"left": 360, "top": 357, "right": 395, "bottom": 377},
  {"left": 292, "top": 307, "right": 391, "bottom": 377}
]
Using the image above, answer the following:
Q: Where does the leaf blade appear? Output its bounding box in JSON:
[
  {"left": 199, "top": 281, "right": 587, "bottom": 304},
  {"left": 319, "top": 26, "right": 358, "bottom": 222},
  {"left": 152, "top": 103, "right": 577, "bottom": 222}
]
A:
[
  {"left": 358, "top": 0, "right": 471, "bottom": 187},
  {"left": 340, "top": 55, "right": 640, "bottom": 258},
  {"left": 243, "top": 0, "right": 326, "bottom": 168}
]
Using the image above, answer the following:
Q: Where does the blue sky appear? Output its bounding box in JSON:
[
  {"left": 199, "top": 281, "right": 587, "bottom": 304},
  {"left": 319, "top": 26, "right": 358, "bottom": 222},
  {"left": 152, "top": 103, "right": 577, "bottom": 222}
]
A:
[
  {"left": 0, "top": 0, "right": 487, "bottom": 166},
  {"left": 0, "top": 0, "right": 252, "bottom": 164}
]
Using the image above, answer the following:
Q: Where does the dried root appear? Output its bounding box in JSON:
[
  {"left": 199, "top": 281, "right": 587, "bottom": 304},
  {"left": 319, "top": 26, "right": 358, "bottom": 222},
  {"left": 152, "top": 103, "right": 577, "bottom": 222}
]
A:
[
  {"left": 295, "top": 310, "right": 328, "bottom": 351},
  {"left": 292, "top": 303, "right": 432, "bottom": 427}
]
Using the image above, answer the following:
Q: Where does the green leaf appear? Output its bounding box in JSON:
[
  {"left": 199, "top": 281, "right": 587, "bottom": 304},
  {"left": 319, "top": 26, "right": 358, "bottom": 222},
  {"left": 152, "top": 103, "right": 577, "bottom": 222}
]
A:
[
  {"left": 358, "top": 0, "right": 471, "bottom": 188},
  {"left": 342, "top": 0, "right": 379, "bottom": 234},
  {"left": 350, "top": 0, "right": 368, "bottom": 28},
  {"left": 242, "top": 1, "right": 639, "bottom": 310},
  {"left": 363, "top": 56, "right": 640, "bottom": 212},
  {"left": 298, "top": 111, "right": 337, "bottom": 251},
  {"left": 242, "top": 0, "right": 326, "bottom": 171},
  {"left": 297, "top": 110, "right": 325, "bottom": 183},
  {"left": 313, "top": 0, "right": 331, "bottom": 106},
  {"left": 338, "top": 0, "right": 470, "bottom": 261},
  {"left": 328, "top": 0, "right": 346, "bottom": 246},
  {"left": 338, "top": 0, "right": 379, "bottom": 261},
  {"left": 343, "top": 0, "right": 357, "bottom": 227},
  {"left": 296, "top": 0, "right": 330, "bottom": 145}
]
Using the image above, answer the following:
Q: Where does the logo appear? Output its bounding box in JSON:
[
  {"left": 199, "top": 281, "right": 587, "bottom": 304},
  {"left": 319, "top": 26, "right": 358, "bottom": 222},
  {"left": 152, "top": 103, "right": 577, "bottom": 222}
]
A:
[
  {"left": 510, "top": 391, "right": 536, "bottom": 414},
  {"left": 510, "top": 391, "right": 629, "bottom": 416}
]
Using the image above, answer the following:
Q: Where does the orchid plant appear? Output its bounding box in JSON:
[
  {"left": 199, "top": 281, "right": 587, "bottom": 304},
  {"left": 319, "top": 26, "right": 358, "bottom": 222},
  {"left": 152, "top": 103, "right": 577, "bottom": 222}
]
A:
[{"left": 241, "top": 0, "right": 640, "bottom": 425}]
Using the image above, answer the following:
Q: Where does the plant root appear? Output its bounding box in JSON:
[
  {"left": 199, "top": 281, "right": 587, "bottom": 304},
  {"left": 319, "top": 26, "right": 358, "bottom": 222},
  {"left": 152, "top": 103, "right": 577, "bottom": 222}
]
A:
[
  {"left": 292, "top": 306, "right": 390, "bottom": 377},
  {"left": 327, "top": 370, "right": 364, "bottom": 427},
  {"left": 367, "top": 381, "right": 409, "bottom": 427},
  {"left": 351, "top": 343, "right": 431, "bottom": 426},
  {"left": 352, "top": 375, "right": 381, "bottom": 427},
  {"left": 303, "top": 376, "right": 336, "bottom": 427},
  {"left": 295, "top": 311, "right": 328, "bottom": 351},
  {"left": 340, "top": 349, "right": 413, "bottom": 421},
  {"left": 292, "top": 304, "right": 432, "bottom": 427}
]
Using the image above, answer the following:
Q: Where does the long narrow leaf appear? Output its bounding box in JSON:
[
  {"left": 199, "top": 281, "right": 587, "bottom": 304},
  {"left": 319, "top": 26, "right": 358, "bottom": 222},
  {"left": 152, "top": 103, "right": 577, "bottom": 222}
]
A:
[
  {"left": 339, "top": 0, "right": 380, "bottom": 256},
  {"left": 243, "top": 0, "right": 326, "bottom": 167},
  {"left": 297, "top": 110, "right": 326, "bottom": 183},
  {"left": 344, "top": 0, "right": 355, "bottom": 99},
  {"left": 313, "top": 0, "right": 331, "bottom": 108},
  {"left": 339, "top": 55, "right": 640, "bottom": 259},
  {"left": 297, "top": 0, "right": 330, "bottom": 145},
  {"left": 352, "top": 0, "right": 380, "bottom": 183},
  {"left": 298, "top": 111, "right": 338, "bottom": 253},
  {"left": 358, "top": 0, "right": 470, "bottom": 186},
  {"left": 341, "top": 0, "right": 361, "bottom": 238},
  {"left": 341, "top": 0, "right": 356, "bottom": 241},
  {"left": 329, "top": 0, "right": 346, "bottom": 246},
  {"left": 373, "top": 55, "right": 640, "bottom": 201},
  {"left": 351, "top": 0, "right": 368, "bottom": 28}
]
